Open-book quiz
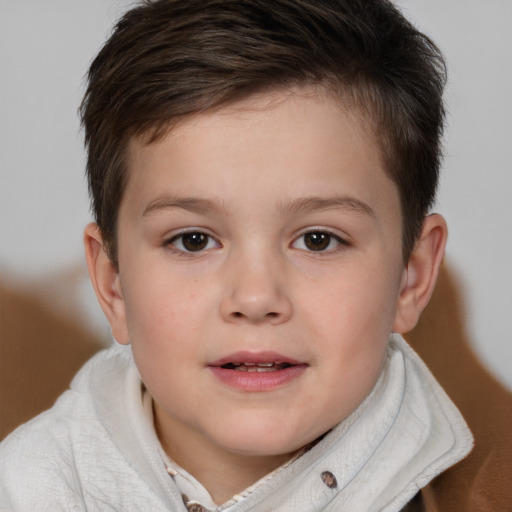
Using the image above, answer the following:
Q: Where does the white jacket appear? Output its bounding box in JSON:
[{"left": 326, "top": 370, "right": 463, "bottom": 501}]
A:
[{"left": 0, "top": 334, "right": 472, "bottom": 511}]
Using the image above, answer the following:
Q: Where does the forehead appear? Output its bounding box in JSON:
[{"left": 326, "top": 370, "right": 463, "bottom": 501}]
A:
[
  {"left": 122, "top": 88, "right": 397, "bottom": 219},
  {"left": 130, "top": 86, "right": 379, "bottom": 158}
]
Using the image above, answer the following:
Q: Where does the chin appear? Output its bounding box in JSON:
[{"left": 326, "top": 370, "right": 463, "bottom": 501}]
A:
[{"left": 211, "top": 420, "right": 319, "bottom": 459}]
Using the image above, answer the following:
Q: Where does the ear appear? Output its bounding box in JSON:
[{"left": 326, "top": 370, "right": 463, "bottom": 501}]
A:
[
  {"left": 393, "top": 214, "right": 448, "bottom": 333},
  {"left": 83, "top": 223, "right": 130, "bottom": 345}
]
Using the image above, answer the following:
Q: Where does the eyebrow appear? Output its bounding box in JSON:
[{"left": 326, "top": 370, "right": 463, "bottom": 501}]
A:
[
  {"left": 142, "top": 195, "right": 374, "bottom": 218},
  {"left": 279, "top": 196, "right": 375, "bottom": 217},
  {"left": 142, "top": 196, "right": 224, "bottom": 217}
]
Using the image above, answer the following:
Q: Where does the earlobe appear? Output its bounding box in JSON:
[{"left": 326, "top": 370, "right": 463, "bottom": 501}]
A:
[
  {"left": 83, "top": 223, "right": 130, "bottom": 345},
  {"left": 393, "top": 214, "right": 448, "bottom": 333}
]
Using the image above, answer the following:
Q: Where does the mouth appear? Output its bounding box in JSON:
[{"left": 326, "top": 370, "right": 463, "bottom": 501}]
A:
[
  {"left": 209, "top": 351, "right": 304, "bottom": 371},
  {"left": 208, "top": 352, "right": 307, "bottom": 391},
  {"left": 219, "top": 362, "right": 296, "bottom": 372}
]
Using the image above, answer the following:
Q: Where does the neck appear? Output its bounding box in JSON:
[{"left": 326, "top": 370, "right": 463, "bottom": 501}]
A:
[{"left": 154, "top": 404, "right": 297, "bottom": 505}]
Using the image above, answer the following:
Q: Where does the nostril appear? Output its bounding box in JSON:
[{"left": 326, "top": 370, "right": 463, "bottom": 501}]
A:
[{"left": 230, "top": 311, "right": 278, "bottom": 319}]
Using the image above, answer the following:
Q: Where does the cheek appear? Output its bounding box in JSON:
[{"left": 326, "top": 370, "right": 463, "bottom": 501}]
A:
[
  {"left": 121, "top": 272, "right": 219, "bottom": 364},
  {"left": 306, "top": 265, "right": 400, "bottom": 335},
  {"left": 298, "top": 260, "right": 401, "bottom": 387},
  {"left": 122, "top": 285, "right": 199, "bottom": 395},
  {"left": 124, "top": 267, "right": 204, "bottom": 321}
]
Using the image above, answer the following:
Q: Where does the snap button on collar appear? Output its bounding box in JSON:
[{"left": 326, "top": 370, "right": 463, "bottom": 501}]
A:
[
  {"left": 321, "top": 471, "right": 338, "bottom": 489},
  {"left": 182, "top": 494, "right": 211, "bottom": 512},
  {"left": 186, "top": 505, "right": 211, "bottom": 512}
]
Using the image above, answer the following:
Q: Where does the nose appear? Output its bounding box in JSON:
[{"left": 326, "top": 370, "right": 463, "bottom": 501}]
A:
[{"left": 219, "top": 251, "right": 293, "bottom": 325}]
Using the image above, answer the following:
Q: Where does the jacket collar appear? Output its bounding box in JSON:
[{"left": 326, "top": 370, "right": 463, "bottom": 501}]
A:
[{"left": 88, "top": 334, "right": 473, "bottom": 511}]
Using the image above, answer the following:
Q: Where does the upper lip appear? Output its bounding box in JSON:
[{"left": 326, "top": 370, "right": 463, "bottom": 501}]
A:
[{"left": 208, "top": 351, "right": 304, "bottom": 367}]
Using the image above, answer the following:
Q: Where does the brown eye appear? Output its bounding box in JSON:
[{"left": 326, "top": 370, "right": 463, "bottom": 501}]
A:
[
  {"left": 303, "top": 232, "right": 331, "bottom": 251},
  {"left": 292, "top": 230, "right": 345, "bottom": 252},
  {"left": 169, "top": 231, "right": 218, "bottom": 252},
  {"left": 182, "top": 232, "right": 208, "bottom": 251}
]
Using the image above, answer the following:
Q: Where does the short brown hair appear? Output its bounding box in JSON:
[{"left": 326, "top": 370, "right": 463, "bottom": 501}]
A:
[{"left": 80, "top": 0, "right": 446, "bottom": 265}]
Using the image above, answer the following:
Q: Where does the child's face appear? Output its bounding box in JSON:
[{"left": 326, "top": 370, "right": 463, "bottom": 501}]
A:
[{"left": 113, "top": 89, "right": 407, "bottom": 461}]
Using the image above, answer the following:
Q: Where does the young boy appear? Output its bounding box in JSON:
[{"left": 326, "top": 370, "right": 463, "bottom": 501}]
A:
[{"left": 0, "top": 0, "right": 473, "bottom": 510}]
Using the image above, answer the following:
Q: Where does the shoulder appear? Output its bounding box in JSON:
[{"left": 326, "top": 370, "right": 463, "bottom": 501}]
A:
[
  {"left": 0, "top": 390, "right": 93, "bottom": 509},
  {"left": 0, "top": 347, "right": 132, "bottom": 510}
]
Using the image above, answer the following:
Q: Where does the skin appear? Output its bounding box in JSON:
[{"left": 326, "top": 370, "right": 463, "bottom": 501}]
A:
[{"left": 85, "top": 88, "right": 447, "bottom": 504}]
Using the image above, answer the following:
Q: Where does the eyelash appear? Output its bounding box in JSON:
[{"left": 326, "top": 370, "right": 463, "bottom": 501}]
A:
[
  {"left": 291, "top": 230, "right": 349, "bottom": 253},
  {"left": 165, "top": 229, "right": 349, "bottom": 255},
  {"left": 165, "top": 230, "right": 221, "bottom": 255}
]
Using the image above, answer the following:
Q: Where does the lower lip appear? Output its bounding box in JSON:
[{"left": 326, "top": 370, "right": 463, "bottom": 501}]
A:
[{"left": 208, "top": 365, "right": 307, "bottom": 392}]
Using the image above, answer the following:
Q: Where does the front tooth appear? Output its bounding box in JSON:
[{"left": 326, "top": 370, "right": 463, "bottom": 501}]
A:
[
  {"left": 256, "top": 362, "right": 274, "bottom": 367},
  {"left": 243, "top": 362, "right": 256, "bottom": 366}
]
